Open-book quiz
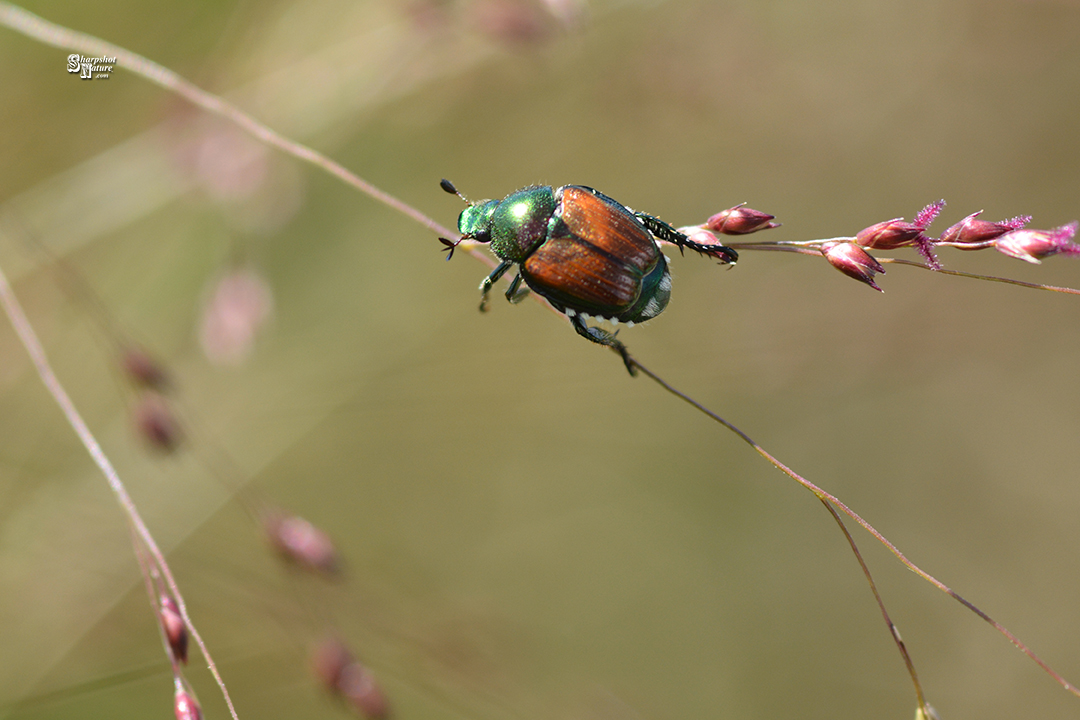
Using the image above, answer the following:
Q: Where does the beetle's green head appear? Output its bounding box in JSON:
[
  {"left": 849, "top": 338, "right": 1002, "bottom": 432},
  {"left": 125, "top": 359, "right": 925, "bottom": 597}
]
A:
[
  {"left": 438, "top": 180, "right": 556, "bottom": 263},
  {"left": 457, "top": 200, "right": 499, "bottom": 244}
]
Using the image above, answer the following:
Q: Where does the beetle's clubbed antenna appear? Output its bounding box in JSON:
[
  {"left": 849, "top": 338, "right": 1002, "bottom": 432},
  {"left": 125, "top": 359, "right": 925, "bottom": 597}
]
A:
[
  {"left": 438, "top": 179, "right": 470, "bottom": 260},
  {"left": 438, "top": 236, "right": 462, "bottom": 261},
  {"left": 440, "top": 178, "right": 470, "bottom": 204}
]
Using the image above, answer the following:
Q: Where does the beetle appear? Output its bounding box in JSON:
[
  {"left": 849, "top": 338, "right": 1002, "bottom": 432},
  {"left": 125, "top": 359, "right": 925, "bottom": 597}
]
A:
[{"left": 439, "top": 181, "right": 738, "bottom": 375}]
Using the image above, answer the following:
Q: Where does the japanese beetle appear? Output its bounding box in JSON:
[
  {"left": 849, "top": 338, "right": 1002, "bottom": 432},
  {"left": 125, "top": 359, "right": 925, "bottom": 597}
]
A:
[{"left": 440, "top": 181, "right": 737, "bottom": 375}]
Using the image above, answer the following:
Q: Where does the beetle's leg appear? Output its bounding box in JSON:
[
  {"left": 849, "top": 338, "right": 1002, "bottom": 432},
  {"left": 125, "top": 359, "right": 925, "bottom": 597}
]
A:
[
  {"left": 504, "top": 273, "right": 531, "bottom": 304},
  {"left": 479, "top": 260, "right": 515, "bottom": 312},
  {"left": 636, "top": 212, "right": 686, "bottom": 256},
  {"left": 636, "top": 212, "right": 738, "bottom": 265},
  {"left": 569, "top": 314, "right": 637, "bottom": 377}
]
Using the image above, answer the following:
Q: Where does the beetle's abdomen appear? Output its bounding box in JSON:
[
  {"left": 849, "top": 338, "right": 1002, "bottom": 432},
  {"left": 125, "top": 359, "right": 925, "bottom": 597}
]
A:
[{"left": 521, "top": 186, "right": 663, "bottom": 318}]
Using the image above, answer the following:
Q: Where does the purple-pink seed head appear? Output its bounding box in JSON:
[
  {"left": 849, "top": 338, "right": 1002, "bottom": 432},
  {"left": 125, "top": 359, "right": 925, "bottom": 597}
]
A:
[
  {"left": 705, "top": 204, "right": 780, "bottom": 235},
  {"left": 937, "top": 211, "right": 1032, "bottom": 249},
  {"left": 160, "top": 595, "right": 188, "bottom": 664},
  {"left": 821, "top": 241, "right": 886, "bottom": 292},
  {"left": 994, "top": 222, "right": 1080, "bottom": 264},
  {"left": 174, "top": 690, "right": 202, "bottom": 720}
]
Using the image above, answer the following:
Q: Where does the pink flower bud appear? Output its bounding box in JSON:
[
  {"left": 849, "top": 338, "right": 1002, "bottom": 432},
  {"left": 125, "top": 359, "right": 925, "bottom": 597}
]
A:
[
  {"left": 937, "top": 211, "right": 1031, "bottom": 249},
  {"left": 855, "top": 200, "right": 944, "bottom": 268},
  {"left": 994, "top": 222, "right": 1080, "bottom": 264},
  {"left": 174, "top": 690, "right": 202, "bottom": 720},
  {"left": 266, "top": 513, "right": 339, "bottom": 574},
  {"left": 160, "top": 595, "right": 188, "bottom": 664},
  {"left": 855, "top": 218, "right": 917, "bottom": 250},
  {"left": 705, "top": 204, "right": 779, "bottom": 235},
  {"left": 821, "top": 241, "right": 886, "bottom": 292}
]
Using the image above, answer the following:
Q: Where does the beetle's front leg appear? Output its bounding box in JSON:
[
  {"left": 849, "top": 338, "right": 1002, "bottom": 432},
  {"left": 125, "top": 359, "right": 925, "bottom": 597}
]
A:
[
  {"left": 479, "top": 259, "right": 515, "bottom": 312},
  {"left": 569, "top": 314, "right": 637, "bottom": 377},
  {"left": 505, "top": 273, "right": 531, "bottom": 304}
]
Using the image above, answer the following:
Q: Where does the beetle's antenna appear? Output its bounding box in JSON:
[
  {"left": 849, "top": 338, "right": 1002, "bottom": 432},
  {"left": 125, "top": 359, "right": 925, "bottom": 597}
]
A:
[
  {"left": 438, "top": 180, "right": 469, "bottom": 260},
  {"left": 438, "top": 236, "right": 461, "bottom": 261},
  {"left": 440, "top": 178, "right": 471, "bottom": 205}
]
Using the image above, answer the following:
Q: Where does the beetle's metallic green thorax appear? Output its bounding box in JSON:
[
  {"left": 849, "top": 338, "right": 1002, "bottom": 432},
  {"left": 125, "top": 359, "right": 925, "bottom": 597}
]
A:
[{"left": 485, "top": 186, "right": 557, "bottom": 262}]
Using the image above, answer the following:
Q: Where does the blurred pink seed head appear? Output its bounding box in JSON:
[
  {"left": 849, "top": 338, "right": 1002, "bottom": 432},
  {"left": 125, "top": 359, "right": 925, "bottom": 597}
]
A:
[
  {"left": 134, "top": 391, "right": 182, "bottom": 452},
  {"left": 338, "top": 659, "right": 390, "bottom": 719},
  {"left": 311, "top": 637, "right": 390, "bottom": 719},
  {"left": 184, "top": 121, "right": 271, "bottom": 204},
  {"left": 265, "top": 512, "right": 340, "bottom": 574},
  {"left": 160, "top": 594, "right": 188, "bottom": 664},
  {"left": 312, "top": 637, "right": 353, "bottom": 691},
  {"left": 472, "top": 0, "right": 558, "bottom": 44},
  {"left": 174, "top": 690, "right": 202, "bottom": 720},
  {"left": 539, "top": 0, "right": 587, "bottom": 27},
  {"left": 121, "top": 347, "right": 170, "bottom": 390},
  {"left": 199, "top": 266, "right": 273, "bottom": 366}
]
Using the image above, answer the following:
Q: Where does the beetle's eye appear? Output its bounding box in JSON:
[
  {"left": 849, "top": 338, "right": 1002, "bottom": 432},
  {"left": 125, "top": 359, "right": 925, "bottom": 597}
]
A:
[{"left": 466, "top": 228, "right": 492, "bottom": 244}]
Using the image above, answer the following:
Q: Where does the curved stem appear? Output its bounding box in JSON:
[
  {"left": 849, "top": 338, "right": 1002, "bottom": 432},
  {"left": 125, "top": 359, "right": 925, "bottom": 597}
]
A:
[
  {"left": 0, "top": 261, "right": 241, "bottom": 720},
  {"left": 816, "top": 496, "right": 929, "bottom": 714},
  {"left": 628, "top": 353, "right": 1080, "bottom": 701}
]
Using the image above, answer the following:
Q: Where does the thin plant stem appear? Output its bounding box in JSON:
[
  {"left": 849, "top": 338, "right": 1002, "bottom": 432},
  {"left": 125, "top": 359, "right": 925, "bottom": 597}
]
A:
[
  {"left": 878, "top": 257, "right": 1080, "bottom": 295},
  {"left": 628, "top": 353, "right": 1080, "bottom": 700},
  {"left": 725, "top": 241, "right": 1080, "bottom": 295},
  {"left": 816, "top": 495, "right": 929, "bottom": 715},
  {"left": 0, "top": 260, "right": 241, "bottom": 720}
]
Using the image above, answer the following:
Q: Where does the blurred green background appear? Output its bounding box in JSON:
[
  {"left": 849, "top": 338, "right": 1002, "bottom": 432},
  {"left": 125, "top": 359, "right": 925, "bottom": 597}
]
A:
[{"left": 1, "top": 0, "right": 1079, "bottom": 718}]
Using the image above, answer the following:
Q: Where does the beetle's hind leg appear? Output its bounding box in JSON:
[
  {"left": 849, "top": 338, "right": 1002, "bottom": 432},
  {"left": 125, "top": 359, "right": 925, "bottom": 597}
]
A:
[
  {"left": 569, "top": 314, "right": 637, "bottom": 377},
  {"left": 636, "top": 212, "right": 738, "bottom": 265},
  {"left": 505, "top": 273, "right": 531, "bottom": 304}
]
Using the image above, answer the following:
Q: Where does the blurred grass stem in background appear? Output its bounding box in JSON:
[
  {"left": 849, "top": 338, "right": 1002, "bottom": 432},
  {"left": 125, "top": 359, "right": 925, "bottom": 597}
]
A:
[{"left": 0, "top": 253, "right": 238, "bottom": 720}]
